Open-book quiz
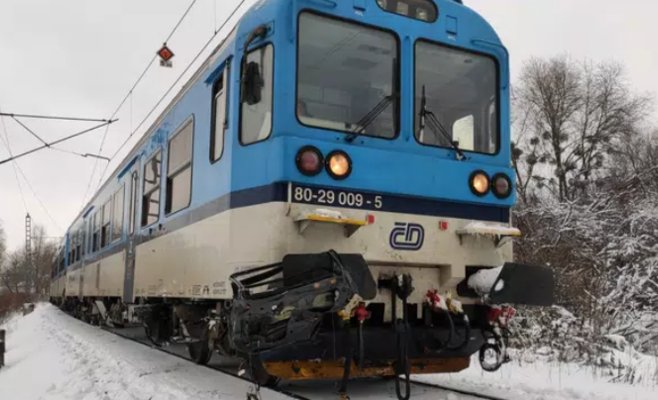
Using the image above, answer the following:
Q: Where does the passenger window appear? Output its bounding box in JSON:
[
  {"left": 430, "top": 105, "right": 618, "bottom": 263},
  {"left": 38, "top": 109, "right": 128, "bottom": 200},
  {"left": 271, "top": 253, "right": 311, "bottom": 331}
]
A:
[
  {"left": 240, "top": 45, "right": 273, "bottom": 145},
  {"left": 452, "top": 115, "right": 474, "bottom": 152},
  {"left": 70, "top": 233, "right": 76, "bottom": 263},
  {"left": 101, "top": 200, "right": 111, "bottom": 248},
  {"left": 211, "top": 67, "right": 229, "bottom": 162},
  {"left": 129, "top": 172, "right": 138, "bottom": 235},
  {"left": 112, "top": 185, "right": 125, "bottom": 242},
  {"left": 92, "top": 213, "right": 100, "bottom": 252},
  {"left": 76, "top": 230, "right": 82, "bottom": 261},
  {"left": 166, "top": 119, "right": 193, "bottom": 214},
  {"left": 142, "top": 151, "right": 162, "bottom": 227}
]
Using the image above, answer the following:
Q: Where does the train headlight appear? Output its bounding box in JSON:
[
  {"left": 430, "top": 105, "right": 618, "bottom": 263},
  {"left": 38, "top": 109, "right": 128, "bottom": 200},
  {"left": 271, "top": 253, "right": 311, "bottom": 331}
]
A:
[
  {"left": 469, "top": 171, "right": 490, "bottom": 196},
  {"left": 492, "top": 173, "right": 512, "bottom": 198},
  {"left": 296, "top": 146, "right": 323, "bottom": 176},
  {"left": 326, "top": 150, "right": 352, "bottom": 180}
]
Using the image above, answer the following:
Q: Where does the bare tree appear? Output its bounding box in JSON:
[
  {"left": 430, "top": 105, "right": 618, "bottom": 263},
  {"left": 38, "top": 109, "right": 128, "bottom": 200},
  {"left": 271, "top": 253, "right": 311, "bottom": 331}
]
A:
[
  {"left": 0, "top": 222, "right": 6, "bottom": 290},
  {"left": 0, "top": 224, "right": 56, "bottom": 296},
  {"left": 513, "top": 56, "right": 652, "bottom": 202},
  {"left": 31, "top": 226, "right": 56, "bottom": 295},
  {"left": 0, "top": 222, "right": 5, "bottom": 268}
]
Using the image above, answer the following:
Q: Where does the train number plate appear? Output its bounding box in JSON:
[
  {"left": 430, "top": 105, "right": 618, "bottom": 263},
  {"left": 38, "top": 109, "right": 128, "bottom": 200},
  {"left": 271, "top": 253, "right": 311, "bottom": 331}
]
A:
[{"left": 291, "top": 184, "right": 384, "bottom": 210}]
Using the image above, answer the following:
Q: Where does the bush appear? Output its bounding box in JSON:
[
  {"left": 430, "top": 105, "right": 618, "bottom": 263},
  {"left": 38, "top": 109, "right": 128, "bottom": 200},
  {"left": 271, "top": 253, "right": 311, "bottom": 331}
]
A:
[{"left": 0, "top": 292, "right": 33, "bottom": 323}]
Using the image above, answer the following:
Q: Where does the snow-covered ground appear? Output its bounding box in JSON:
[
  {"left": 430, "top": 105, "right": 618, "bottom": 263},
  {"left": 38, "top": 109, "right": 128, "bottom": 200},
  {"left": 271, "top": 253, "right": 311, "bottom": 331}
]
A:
[
  {"left": 0, "top": 304, "right": 288, "bottom": 400},
  {"left": 418, "top": 355, "right": 657, "bottom": 400},
  {"left": 1, "top": 304, "right": 656, "bottom": 400}
]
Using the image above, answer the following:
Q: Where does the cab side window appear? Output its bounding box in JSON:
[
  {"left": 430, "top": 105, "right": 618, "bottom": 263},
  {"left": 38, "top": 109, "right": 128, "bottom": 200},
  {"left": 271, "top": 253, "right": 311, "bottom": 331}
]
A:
[
  {"left": 211, "top": 66, "right": 229, "bottom": 162},
  {"left": 240, "top": 45, "right": 273, "bottom": 145}
]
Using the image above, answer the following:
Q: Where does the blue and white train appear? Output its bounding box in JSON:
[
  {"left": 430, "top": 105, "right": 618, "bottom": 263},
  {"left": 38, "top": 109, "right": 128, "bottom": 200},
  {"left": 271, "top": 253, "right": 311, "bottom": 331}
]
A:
[{"left": 51, "top": 0, "right": 551, "bottom": 395}]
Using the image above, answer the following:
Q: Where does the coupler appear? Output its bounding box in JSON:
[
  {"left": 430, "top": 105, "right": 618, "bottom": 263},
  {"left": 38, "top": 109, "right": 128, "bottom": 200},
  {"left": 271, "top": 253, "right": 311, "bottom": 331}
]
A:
[{"left": 228, "top": 250, "right": 377, "bottom": 354}]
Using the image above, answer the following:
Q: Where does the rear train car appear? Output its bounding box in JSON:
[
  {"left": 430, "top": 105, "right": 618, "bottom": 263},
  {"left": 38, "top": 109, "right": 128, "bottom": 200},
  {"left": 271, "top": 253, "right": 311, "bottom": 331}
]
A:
[{"left": 51, "top": 0, "right": 552, "bottom": 393}]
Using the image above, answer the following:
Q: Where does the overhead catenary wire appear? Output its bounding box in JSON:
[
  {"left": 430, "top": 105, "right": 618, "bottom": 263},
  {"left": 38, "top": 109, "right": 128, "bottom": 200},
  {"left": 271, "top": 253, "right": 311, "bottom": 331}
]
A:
[
  {"left": 95, "top": 0, "right": 248, "bottom": 189},
  {"left": 0, "top": 111, "right": 28, "bottom": 212},
  {"left": 9, "top": 113, "right": 116, "bottom": 170},
  {"left": 0, "top": 109, "right": 62, "bottom": 230},
  {"left": 11, "top": 116, "right": 49, "bottom": 146},
  {"left": 81, "top": 0, "right": 200, "bottom": 206},
  {"left": 0, "top": 112, "right": 110, "bottom": 123},
  {"left": 0, "top": 120, "right": 116, "bottom": 166},
  {"left": 50, "top": 146, "right": 111, "bottom": 162}
]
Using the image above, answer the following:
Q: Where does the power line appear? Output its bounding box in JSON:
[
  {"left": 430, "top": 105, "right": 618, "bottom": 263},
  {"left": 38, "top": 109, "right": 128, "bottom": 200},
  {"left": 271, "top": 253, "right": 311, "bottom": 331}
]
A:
[
  {"left": 0, "top": 109, "right": 62, "bottom": 230},
  {"left": 82, "top": 0, "right": 201, "bottom": 206},
  {"left": 80, "top": 123, "right": 110, "bottom": 205},
  {"left": 14, "top": 164, "right": 63, "bottom": 231},
  {"left": 0, "top": 111, "right": 28, "bottom": 212},
  {"left": 0, "top": 120, "right": 115, "bottom": 166},
  {"left": 11, "top": 116, "right": 49, "bottom": 146},
  {"left": 94, "top": 0, "right": 201, "bottom": 154},
  {"left": 96, "top": 0, "right": 248, "bottom": 188},
  {"left": 0, "top": 112, "right": 110, "bottom": 123},
  {"left": 50, "top": 146, "right": 111, "bottom": 162},
  {"left": 10, "top": 116, "right": 113, "bottom": 162},
  {"left": 164, "top": 0, "right": 199, "bottom": 44}
]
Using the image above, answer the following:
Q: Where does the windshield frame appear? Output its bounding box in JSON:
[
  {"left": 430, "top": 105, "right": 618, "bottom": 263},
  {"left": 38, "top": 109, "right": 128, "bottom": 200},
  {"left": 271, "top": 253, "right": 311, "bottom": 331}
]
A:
[
  {"left": 295, "top": 10, "right": 401, "bottom": 141},
  {"left": 413, "top": 38, "right": 501, "bottom": 156}
]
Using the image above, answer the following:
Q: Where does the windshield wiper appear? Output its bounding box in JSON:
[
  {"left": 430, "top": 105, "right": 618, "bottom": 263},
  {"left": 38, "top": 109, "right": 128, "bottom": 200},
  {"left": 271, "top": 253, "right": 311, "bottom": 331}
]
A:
[
  {"left": 345, "top": 93, "right": 398, "bottom": 143},
  {"left": 418, "top": 85, "right": 466, "bottom": 161}
]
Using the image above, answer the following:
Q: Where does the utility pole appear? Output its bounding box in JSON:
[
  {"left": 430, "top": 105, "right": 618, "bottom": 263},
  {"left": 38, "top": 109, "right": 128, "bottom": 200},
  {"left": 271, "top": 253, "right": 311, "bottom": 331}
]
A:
[{"left": 25, "top": 213, "right": 33, "bottom": 294}]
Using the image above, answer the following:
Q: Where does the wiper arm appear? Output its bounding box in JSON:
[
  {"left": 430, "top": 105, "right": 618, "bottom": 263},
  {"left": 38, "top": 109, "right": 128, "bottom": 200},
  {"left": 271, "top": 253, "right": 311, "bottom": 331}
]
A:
[
  {"left": 345, "top": 93, "right": 397, "bottom": 143},
  {"left": 419, "top": 85, "right": 466, "bottom": 161}
]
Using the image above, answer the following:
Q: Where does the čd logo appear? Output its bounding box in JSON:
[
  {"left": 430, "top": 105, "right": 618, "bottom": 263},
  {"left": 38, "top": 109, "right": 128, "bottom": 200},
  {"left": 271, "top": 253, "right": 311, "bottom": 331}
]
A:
[{"left": 389, "top": 222, "right": 425, "bottom": 250}]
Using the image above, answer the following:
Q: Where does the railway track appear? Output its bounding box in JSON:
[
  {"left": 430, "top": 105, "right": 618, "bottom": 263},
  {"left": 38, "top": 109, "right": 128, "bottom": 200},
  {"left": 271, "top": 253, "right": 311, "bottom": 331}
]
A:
[
  {"left": 91, "top": 320, "right": 504, "bottom": 400},
  {"left": 103, "top": 325, "right": 310, "bottom": 400},
  {"left": 407, "top": 379, "right": 507, "bottom": 400}
]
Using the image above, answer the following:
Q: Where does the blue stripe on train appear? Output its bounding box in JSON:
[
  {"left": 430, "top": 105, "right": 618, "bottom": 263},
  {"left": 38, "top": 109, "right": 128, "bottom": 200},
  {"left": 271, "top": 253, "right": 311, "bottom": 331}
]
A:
[{"left": 232, "top": 182, "right": 509, "bottom": 223}]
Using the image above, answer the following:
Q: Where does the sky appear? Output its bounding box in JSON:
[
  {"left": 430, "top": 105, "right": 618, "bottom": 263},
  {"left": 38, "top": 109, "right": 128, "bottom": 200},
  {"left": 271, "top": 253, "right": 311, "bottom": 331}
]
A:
[{"left": 0, "top": 0, "right": 657, "bottom": 251}]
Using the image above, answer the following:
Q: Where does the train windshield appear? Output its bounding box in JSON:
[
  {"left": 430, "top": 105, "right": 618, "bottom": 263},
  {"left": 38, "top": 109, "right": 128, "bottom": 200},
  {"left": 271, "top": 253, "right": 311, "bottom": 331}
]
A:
[
  {"left": 297, "top": 13, "right": 398, "bottom": 139},
  {"left": 415, "top": 41, "right": 499, "bottom": 154}
]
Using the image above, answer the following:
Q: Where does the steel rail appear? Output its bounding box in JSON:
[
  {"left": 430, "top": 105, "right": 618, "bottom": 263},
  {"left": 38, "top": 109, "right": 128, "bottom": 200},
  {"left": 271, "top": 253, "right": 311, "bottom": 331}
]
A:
[
  {"left": 409, "top": 379, "right": 506, "bottom": 400},
  {"left": 98, "top": 324, "right": 311, "bottom": 400}
]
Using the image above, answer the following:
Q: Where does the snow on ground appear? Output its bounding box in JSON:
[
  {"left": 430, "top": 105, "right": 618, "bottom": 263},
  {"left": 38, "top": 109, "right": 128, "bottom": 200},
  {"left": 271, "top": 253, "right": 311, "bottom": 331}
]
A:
[
  {"left": 1, "top": 303, "right": 656, "bottom": 400},
  {"left": 0, "top": 303, "right": 288, "bottom": 400},
  {"left": 416, "top": 353, "right": 658, "bottom": 400}
]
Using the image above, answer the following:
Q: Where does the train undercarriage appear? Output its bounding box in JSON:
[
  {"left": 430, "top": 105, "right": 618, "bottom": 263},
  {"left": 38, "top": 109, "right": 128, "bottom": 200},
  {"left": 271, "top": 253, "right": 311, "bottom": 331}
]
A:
[{"left": 56, "top": 250, "right": 552, "bottom": 399}]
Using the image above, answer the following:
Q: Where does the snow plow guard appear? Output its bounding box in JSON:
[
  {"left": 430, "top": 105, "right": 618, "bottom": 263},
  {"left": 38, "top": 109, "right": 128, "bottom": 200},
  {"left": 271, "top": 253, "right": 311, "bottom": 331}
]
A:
[{"left": 488, "top": 263, "right": 554, "bottom": 306}]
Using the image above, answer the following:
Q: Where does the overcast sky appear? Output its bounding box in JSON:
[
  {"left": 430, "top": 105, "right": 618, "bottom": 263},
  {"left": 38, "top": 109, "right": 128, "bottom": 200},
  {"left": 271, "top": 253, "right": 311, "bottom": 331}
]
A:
[{"left": 1, "top": 0, "right": 657, "bottom": 251}]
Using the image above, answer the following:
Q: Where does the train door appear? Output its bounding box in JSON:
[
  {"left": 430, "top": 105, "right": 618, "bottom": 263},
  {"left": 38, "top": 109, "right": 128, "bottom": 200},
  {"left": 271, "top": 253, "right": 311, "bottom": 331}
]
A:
[{"left": 123, "top": 168, "right": 140, "bottom": 303}]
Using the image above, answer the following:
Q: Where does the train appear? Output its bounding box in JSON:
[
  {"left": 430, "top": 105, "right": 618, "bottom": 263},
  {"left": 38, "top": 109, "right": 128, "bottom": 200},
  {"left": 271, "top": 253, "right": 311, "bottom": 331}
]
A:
[{"left": 50, "top": 0, "right": 552, "bottom": 398}]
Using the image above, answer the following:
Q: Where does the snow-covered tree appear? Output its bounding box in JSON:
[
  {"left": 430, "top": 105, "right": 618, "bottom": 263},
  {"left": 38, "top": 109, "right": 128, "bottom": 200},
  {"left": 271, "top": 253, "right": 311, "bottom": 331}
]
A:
[
  {"left": 510, "top": 56, "right": 657, "bottom": 383},
  {"left": 512, "top": 56, "right": 652, "bottom": 203}
]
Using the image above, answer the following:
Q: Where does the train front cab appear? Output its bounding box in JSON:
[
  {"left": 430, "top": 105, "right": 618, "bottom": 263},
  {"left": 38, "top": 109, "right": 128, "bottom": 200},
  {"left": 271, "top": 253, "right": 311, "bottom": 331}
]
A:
[{"left": 227, "top": 0, "right": 553, "bottom": 384}]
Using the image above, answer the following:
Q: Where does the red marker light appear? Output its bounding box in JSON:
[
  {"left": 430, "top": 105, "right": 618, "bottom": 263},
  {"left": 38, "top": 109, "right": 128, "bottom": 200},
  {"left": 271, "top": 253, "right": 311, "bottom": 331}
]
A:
[
  {"left": 439, "top": 221, "right": 448, "bottom": 231},
  {"left": 295, "top": 146, "right": 323, "bottom": 176},
  {"left": 366, "top": 214, "right": 375, "bottom": 225},
  {"left": 157, "top": 45, "right": 175, "bottom": 62}
]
